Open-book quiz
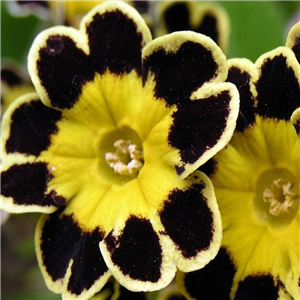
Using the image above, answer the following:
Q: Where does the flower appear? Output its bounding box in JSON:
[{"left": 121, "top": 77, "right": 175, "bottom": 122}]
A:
[
  {"left": 178, "top": 21, "right": 300, "bottom": 300},
  {"left": 155, "top": 1, "right": 230, "bottom": 53},
  {"left": 0, "top": 2, "right": 239, "bottom": 299}
]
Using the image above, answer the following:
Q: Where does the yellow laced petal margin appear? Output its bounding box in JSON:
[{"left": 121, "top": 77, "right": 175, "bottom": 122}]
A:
[{"left": 155, "top": 1, "right": 230, "bottom": 53}]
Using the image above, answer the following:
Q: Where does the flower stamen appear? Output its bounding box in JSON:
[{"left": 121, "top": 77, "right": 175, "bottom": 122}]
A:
[
  {"left": 263, "top": 178, "right": 296, "bottom": 216},
  {"left": 105, "top": 139, "right": 143, "bottom": 175}
]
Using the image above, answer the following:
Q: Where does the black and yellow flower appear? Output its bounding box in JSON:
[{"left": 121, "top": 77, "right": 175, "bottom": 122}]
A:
[
  {"left": 178, "top": 21, "right": 300, "bottom": 300},
  {"left": 1, "top": 2, "right": 240, "bottom": 299}
]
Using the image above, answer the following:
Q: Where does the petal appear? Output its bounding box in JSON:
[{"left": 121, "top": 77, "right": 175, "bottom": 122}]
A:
[
  {"left": 142, "top": 31, "right": 230, "bottom": 106},
  {"left": 1, "top": 65, "right": 23, "bottom": 86},
  {"left": 100, "top": 170, "right": 222, "bottom": 292},
  {"left": 6, "top": 0, "right": 50, "bottom": 19},
  {"left": 143, "top": 31, "right": 239, "bottom": 178},
  {"left": 1, "top": 94, "right": 66, "bottom": 213},
  {"left": 253, "top": 47, "right": 300, "bottom": 120},
  {"left": 158, "top": 171, "right": 222, "bottom": 272},
  {"left": 28, "top": 1, "right": 151, "bottom": 109},
  {"left": 100, "top": 215, "right": 171, "bottom": 292},
  {"left": 35, "top": 207, "right": 111, "bottom": 300},
  {"left": 177, "top": 247, "right": 236, "bottom": 300},
  {"left": 286, "top": 21, "right": 300, "bottom": 63},
  {"left": 82, "top": 1, "right": 152, "bottom": 75},
  {"left": 156, "top": 1, "right": 230, "bottom": 53},
  {"left": 234, "top": 274, "right": 291, "bottom": 300},
  {"left": 226, "top": 58, "right": 257, "bottom": 132},
  {"left": 3, "top": 94, "right": 62, "bottom": 156},
  {"left": 1, "top": 162, "right": 65, "bottom": 213},
  {"left": 99, "top": 177, "right": 176, "bottom": 292},
  {"left": 169, "top": 84, "right": 239, "bottom": 178}
]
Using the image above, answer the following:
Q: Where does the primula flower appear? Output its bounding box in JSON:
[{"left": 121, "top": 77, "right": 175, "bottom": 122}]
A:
[
  {"left": 178, "top": 21, "right": 300, "bottom": 300},
  {"left": 0, "top": 2, "right": 239, "bottom": 299},
  {"left": 155, "top": 1, "right": 229, "bottom": 53}
]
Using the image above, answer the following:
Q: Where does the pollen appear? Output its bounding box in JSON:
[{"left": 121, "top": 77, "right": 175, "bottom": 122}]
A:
[
  {"left": 105, "top": 139, "right": 143, "bottom": 175},
  {"left": 263, "top": 179, "right": 296, "bottom": 216}
]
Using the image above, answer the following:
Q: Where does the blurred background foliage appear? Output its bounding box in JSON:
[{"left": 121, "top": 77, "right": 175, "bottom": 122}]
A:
[{"left": 1, "top": 1, "right": 299, "bottom": 300}]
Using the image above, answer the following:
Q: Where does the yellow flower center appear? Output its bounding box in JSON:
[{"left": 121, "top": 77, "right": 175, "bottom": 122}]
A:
[
  {"left": 263, "top": 179, "right": 296, "bottom": 216},
  {"left": 105, "top": 139, "right": 144, "bottom": 175},
  {"left": 253, "top": 168, "right": 299, "bottom": 227}
]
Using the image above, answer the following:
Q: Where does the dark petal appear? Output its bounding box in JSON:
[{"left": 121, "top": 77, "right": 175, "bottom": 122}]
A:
[
  {"left": 196, "top": 14, "right": 218, "bottom": 46},
  {"left": 86, "top": 9, "right": 146, "bottom": 75},
  {"left": 227, "top": 66, "right": 255, "bottom": 132},
  {"left": 16, "top": 0, "right": 49, "bottom": 8},
  {"left": 163, "top": 2, "right": 191, "bottom": 32},
  {"left": 235, "top": 274, "right": 281, "bottom": 300},
  {"left": 5, "top": 99, "right": 62, "bottom": 156},
  {"left": 143, "top": 41, "right": 218, "bottom": 106},
  {"left": 39, "top": 208, "right": 108, "bottom": 294},
  {"left": 37, "top": 34, "right": 94, "bottom": 109},
  {"left": 183, "top": 247, "right": 236, "bottom": 300},
  {"left": 68, "top": 229, "right": 108, "bottom": 295},
  {"left": 198, "top": 158, "right": 218, "bottom": 177},
  {"left": 132, "top": 1, "right": 150, "bottom": 15},
  {"left": 255, "top": 54, "right": 300, "bottom": 120},
  {"left": 159, "top": 183, "right": 214, "bottom": 258},
  {"left": 104, "top": 216, "right": 162, "bottom": 282},
  {"left": 169, "top": 90, "right": 231, "bottom": 168},
  {"left": 40, "top": 208, "right": 81, "bottom": 281},
  {"left": 1, "top": 163, "right": 65, "bottom": 207},
  {"left": 162, "top": 2, "right": 219, "bottom": 46},
  {"left": 1, "top": 68, "right": 23, "bottom": 86}
]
